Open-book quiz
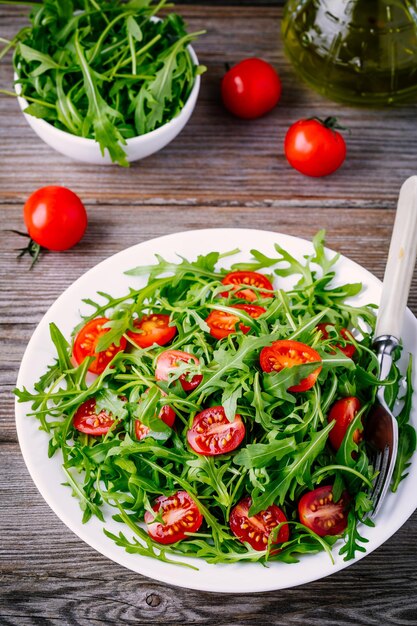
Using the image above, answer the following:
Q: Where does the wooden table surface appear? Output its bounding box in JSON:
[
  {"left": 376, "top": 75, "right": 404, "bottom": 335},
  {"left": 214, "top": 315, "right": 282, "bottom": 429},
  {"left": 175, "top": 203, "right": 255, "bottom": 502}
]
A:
[{"left": 1, "top": 3, "right": 417, "bottom": 625}]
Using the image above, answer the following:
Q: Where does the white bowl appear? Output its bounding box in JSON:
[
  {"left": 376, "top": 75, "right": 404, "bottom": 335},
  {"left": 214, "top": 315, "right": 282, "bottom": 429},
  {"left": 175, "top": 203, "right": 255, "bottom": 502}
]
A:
[{"left": 15, "top": 46, "right": 200, "bottom": 165}]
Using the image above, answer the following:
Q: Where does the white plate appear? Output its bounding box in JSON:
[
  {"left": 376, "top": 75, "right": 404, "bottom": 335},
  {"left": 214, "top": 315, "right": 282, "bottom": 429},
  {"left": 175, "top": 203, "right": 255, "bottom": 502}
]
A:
[{"left": 15, "top": 228, "right": 417, "bottom": 593}]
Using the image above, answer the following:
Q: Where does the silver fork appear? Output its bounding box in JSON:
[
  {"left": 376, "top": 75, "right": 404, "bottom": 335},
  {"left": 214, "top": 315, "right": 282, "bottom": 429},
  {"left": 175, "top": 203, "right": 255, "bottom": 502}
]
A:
[{"left": 365, "top": 176, "right": 417, "bottom": 518}]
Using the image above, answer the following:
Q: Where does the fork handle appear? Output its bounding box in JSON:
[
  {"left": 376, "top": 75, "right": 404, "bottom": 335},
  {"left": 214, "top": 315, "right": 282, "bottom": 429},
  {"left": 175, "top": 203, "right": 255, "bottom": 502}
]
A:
[{"left": 375, "top": 176, "right": 417, "bottom": 339}]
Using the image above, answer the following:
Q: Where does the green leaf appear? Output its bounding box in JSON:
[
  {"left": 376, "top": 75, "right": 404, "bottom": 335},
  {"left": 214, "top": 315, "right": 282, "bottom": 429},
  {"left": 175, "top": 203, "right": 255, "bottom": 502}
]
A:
[
  {"left": 391, "top": 424, "right": 417, "bottom": 492},
  {"left": 251, "top": 371, "right": 274, "bottom": 428},
  {"left": 234, "top": 437, "right": 296, "bottom": 469},
  {"left": 73, "top": 33, "right": 128, "bottom": 166},
  {"left": 339, "top": 511, "right": 369, "bottom": 561},
  {"left": 262, "top": 363, "right": 321, "bottom": 402},
  {"left": 126, "top": 15, "right": 143, "bottom": 41},
  {"left": 250, "top": 421, "right": 334, "bottom": 512},
  {"left": 311, "top": 229, "right": 340, "bottom": 276},
  {"left": 397, "top": 355, "right": 414, "bottom": 427},
  {"left": 18, "top": 42, "right": 63, "bottom": 76},
  {"left": 221, "top": 384, "right": 243, "bottom": 422},
  {"left": 95, "top": 389, "right": 128, "bottom": 421},
  {"left": 49, "top": 322, "right": 73, "bottom": 373},
  {"left": 336, "top": 407, "right": 367, "bottom": 469},
  {"left": 131, "top": 387, "right": 172, "bottom": 441}
]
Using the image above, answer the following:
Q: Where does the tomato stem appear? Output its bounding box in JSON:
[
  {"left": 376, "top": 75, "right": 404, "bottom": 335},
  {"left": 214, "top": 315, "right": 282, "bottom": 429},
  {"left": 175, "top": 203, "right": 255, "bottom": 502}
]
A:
[
  {"left": 309, "top": 116, "right": 349, "bottom": 133},
  {"left": 8, "top": 229, "right": 42, "bottom": 269}
]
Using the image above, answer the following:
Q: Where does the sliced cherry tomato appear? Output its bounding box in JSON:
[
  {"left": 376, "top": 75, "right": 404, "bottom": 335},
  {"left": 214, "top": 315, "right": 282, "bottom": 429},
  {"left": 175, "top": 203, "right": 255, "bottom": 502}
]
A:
[
  {"left": 126, "top": 314, "right": 176, "bottom": 349},
  {"left": 155, "top": 349, "right": 202, "bottom": 392},
  {"left": 73, "top": 398, "right": 115, "bottom": 436},
  {"left": 284, "top": 117, "right": 347, "bottom": 177},
  {"left": 144, "top": 490, "right": 203, "bottom": 544},
  {"left": 23, "top": 186, "right": 87, "bottom": 251},
  {"left": 206, "top": 304, "right": 266, "bottom": 339},
  {"left": 317, "top": 323, "right": 356, "bottom": 358},
  {"left": 187, "top": 406, "right": 245, "bottom": 456},
  {"left": 221, "top": 271, "right": 274, "bottom": 302},
  {"left": 298, "top": 485, "right": 350, "bottom": 536},
  {"left": 229, "top": 496, "right": 289, "bottom": 551},
  {"left": 135, "top": 389, "right": 176, "bottom": 440},
  {"left": 260, "top": 339, "right": 322, "bottom": 392},
  {"left": 72, "top": 317, "right": 127, "bottom": 374},
  {"left": 221, "top": 58, "right": 282, "bottom": 119},
  {"left": 328, "top": 396, "right": 362, "bottom": 451}
]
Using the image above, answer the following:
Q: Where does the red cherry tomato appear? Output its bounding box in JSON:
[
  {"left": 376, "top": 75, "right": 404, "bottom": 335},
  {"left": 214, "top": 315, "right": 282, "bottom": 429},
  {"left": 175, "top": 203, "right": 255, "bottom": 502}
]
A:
[
  {"left": 260, "top": 340, "right": 322, "bottom": 392},
  {"left": 221, "top": 58, "right": 282, "bottom": 119},
  {"left": 144, "top": 490, "right": 203, "bottom": 544},
  {"left": 284, "top": 118, "right": 346, "bottom": 177},
  {"left": 155, "top": 349, "right": 202, "bottom": 392},
  {"left": 135, "top": 389, "right": 176, "bottom": 440},
  {"left": 23, "top": 186, "right": 87, "bottom": 251},
  {"left": 126, "top": 314, "right": 176, "bottom": 349},
  {"left": 221, "top": 271, "right": 274, "bottom": 302},
  {"left": 298, "top": 485, "right": 350, "bottom": 536},
  {"left": 229, "top": 496, "right": 289, "bottom": 551},
  {"left": 317, "top": 323, "right": 356, "bottom": 359},
  {"left": 73, "top": 398, "right": 115, "bottom": 436},
  {"left": 72, "top": 317, "right": 127, "bottom": 375},
  {"left": 328, "top": 396, "right": 362, "bottom": 451},
  {"left": 206, "top": 304, "right": 266, "bottom": 339},
  {"left": 187, "top": 406, "right": 245, "bottom": 456}
]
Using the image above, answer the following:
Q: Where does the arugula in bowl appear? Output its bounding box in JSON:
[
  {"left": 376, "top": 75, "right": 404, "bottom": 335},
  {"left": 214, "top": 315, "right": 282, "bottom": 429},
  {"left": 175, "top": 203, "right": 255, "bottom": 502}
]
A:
[{"left": 4, "top": 0, "right": 205, "bottom": 165}]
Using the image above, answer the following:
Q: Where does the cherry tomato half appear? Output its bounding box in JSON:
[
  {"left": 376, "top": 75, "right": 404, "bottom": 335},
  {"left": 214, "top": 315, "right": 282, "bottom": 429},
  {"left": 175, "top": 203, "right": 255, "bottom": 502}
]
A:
[
  {"left": 229, "top": 496, "right": 289, "bottom": 551},
  {"left": 221, "top": 271, "right": 274, "bottom": 302},
  {"left": 187, "top": 406, "right": 246, "bottom": 456},
  {"left": 73, "top": 398, "right": 115, "bottom": 436},
  {"left": 260, "top": 340, "right": 322, "bottom": 392},
  {"left": 317, "top": 323, "right": 356, "bottom": 359},
  {"left": 72, "top": 317, "right": 127, "bottom": 375},
  {"left": 127, "top": 314, "right": 176, "bottom": 349},
  {"left": 135, "top": 389, "right": 176, "bottom": 440},
  {"left": 328, "top": 396, "right": 362, "bottom": 451},
  {"left": 155, "top": 349, "right": 202, "bottom": 392},
  {"left": 221, "top": 58, "right": 282, "bottom": 119},
  {"left": 206, "top": 304, "right": 266, "bottom": 339},
  {"left": 284, "top": 118, "right": 346, "bottom": 177},
  {"left": 298, "top": 485, "right": 350, "bottom": 536},
  {"left": 144, "top": 490, "right": 203, "bottom": 544},
  {"left": 23, "top": 186, "right": 87, "bottom": 251}
]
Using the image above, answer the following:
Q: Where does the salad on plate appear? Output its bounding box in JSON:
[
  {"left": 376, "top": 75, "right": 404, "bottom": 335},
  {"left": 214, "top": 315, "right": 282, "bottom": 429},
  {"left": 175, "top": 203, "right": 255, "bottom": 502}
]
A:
[{"left": 15, "top": 231, "right": 416, "bottom": 568}]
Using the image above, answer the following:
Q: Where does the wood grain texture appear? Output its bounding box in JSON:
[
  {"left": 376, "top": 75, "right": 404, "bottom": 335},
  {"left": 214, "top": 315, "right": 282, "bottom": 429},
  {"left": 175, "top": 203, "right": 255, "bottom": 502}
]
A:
[{"left": 1, "top": 3, "right": 417, "bottom": 625}]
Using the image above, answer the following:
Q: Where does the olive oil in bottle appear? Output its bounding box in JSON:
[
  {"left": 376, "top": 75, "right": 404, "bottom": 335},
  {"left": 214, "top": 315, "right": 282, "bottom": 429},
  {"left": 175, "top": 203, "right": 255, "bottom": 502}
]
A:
[{"left": 282, "top": 0, "right": 417, "bottom": 105}]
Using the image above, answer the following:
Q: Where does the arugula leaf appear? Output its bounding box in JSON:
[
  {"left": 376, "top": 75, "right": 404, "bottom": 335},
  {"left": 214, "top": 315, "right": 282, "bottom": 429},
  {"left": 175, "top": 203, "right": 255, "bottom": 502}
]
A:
[
  {"left": 131, "top": 387, "right": 172, "bottom": 441},
  {"left": 74, "top": 32, "right": 128, "bottom": 166},
  {"left": 234, "top": 437, "right": 296, "bottom": 469},
  {"left": 18, "top": 42, "right": 64, "bottom": 76},
  {"left": 250, "top": 421, "right": 334, "bottom": 512},
  {"left": 391, "top": 424, "right": 416, "bottom": 492},
  {"left": 339, "top": 511, "right": 369, "bottom": 561}
]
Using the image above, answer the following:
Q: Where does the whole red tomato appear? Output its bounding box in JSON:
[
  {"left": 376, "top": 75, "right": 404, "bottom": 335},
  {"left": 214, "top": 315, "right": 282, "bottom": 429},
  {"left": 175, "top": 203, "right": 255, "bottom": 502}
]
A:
[
  {"left": 23, "top": 186, "right": 87, "bottom": 251},
  {"left": 221, "top": 58, "right": 282, "bottom": 119},
  {"left": 284, "top": 117, "right": 346, "bottom": 177}
]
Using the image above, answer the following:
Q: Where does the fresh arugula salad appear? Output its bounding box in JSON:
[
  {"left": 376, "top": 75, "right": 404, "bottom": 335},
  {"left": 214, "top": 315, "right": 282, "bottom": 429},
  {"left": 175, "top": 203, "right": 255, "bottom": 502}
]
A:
[
  {"left": 3, "top": 0, "right": 204, "bottom": 166},
  {"left": 16, "top": 231, "right": 416, "bottom": 568}
]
